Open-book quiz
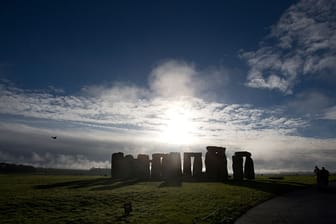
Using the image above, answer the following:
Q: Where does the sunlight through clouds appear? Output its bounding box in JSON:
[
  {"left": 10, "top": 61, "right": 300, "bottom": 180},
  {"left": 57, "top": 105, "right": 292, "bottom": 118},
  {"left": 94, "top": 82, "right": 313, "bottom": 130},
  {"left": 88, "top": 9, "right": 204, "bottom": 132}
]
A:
[
  {"left": 1, "top": 59, "right": 332, "bottom": 170},
  {"left": 159, "top": 102, "right": 197, "bottom": 145}
]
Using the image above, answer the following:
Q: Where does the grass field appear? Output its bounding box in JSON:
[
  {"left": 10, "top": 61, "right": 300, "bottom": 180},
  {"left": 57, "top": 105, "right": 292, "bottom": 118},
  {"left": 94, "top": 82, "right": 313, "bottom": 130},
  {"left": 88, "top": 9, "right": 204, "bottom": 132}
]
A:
[{"left": 0, "top": 174, "right": 333, "bottom": 224}]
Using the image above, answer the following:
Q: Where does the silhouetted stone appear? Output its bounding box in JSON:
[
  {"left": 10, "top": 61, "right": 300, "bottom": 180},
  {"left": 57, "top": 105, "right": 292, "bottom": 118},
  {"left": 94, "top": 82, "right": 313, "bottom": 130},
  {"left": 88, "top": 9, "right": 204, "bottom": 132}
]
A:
[
  {"left": 233, "top": 151, "right": 255, "bottom": 180},
  {"left": 193, "top": 154, "right": 203, "bottom": 178},
  {"left": 217, "top": 149, "right": 228, "bottom": 181},
  {"left": 205, "top": 149, "right": 218, "bottom": 179},
  {"left": 166, "top": 152, "right": 182, "bottom": 180},
  {"left": 111, "top": 153, "right": 137, "bottom": 180},
  {"left": 183, "top": 152, "right": 203, "bottom": 178},
  {"left": 150, "top": 153, "right": 169, "bottom": 180},
  {"left": 136, "top": 154, "right": 150, "bottom": 179},
  {"left": 111, "top": 152, "right": 124, "bottom": 179},
  {"left": 235, "top": 151, "right": 251, "bottom": 157},
  {"left": 111, "top": 148, "right": 255, "bottom": 182},
  {"left": 183, "top": 153, "right": 192, "bottom": 177},
  {"left": 244, "top": 155, "right": 255, "bottom": 180},
  {"left": 161, "top": 154, "right": 169, "bottom": 179},
  {"left": 232, "top": 155, "right": 244, "bottom": 180},
  {"left": 151, "top": 153, "right": 163, "bottom": 179},
  {"left": 205, "top": 146, "right": 228, "bottom": 180},
  {"left": 124, "top": 155, "right": 135, "bottom": 179}
]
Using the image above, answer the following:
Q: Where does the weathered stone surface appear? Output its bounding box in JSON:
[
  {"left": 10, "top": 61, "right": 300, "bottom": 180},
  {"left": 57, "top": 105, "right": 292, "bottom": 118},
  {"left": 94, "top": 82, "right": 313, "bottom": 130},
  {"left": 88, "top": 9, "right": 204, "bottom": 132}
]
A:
[
  {"left": 232, "top": 155, "right": 244, "bottom": 180},
  {"left": 166, "top": 152, "right": 182, "bottom": 179},
  {"left": 111, "top": 152, "right": 124, "bottom": 179},
  {"left": 151, "top": 153, "right": 163, "bottom": 179},
  {"left": 124, "top": 155, "right": 135, "bottom": 179},
  {"left": 136, "top": 154, "right": 150, "bottom": 179},
  {"left": 161, "top": 154, "right": 169, "bottom": 179},
  {"left": 244, "top": 156, "right": 255, "bottom": 180}
]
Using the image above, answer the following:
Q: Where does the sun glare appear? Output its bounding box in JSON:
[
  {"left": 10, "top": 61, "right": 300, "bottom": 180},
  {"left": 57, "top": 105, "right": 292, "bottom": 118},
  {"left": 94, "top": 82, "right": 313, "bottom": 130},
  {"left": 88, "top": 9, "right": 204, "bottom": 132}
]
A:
[{"left": 160, "top": 105, "right": 196, "bottom": 145}]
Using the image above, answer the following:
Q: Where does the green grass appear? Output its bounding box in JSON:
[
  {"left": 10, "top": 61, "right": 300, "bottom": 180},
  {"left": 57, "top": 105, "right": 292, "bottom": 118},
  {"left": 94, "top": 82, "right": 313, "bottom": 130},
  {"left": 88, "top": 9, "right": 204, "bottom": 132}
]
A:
[{"left": 0, "top": 174, "right": 333, "bottom": 224}]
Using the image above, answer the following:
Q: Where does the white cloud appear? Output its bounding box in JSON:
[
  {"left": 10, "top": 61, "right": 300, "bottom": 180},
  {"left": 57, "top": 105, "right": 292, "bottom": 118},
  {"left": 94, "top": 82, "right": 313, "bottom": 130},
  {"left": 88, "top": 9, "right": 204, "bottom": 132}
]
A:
[
  {"left": 0, "top": 83, "right": 308, "bottom": 143},
  {"left": 0, "top": 60, "right": 335, "bottom": 171},
  {"left": 322, "top": 106, "right": 336, "bottom": 120},
  {"left": 242, "top": 0, "right": 336, "bottom": 94},
  {"left": 149, "top": 60, "right": 198, "bottom": 98},
  {"left": 0, "top": 60, "right": 312, "bottom": 142},
  {"left": 148, "top": 60, "right": 228, "bottom": 99}
]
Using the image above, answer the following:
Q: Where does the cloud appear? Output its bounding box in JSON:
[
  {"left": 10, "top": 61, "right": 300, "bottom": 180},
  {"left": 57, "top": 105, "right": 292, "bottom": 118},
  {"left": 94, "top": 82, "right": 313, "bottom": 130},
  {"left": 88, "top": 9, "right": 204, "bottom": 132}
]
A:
[
  {"left": 0, "top": 60, "right": 335, "bottom": 171},
  {"left": 0, "top": 80, "right": 308, "bottom": 141},
  {"left": 149, "top": 60, "right": 229, "bottom": 100},
  {"left": 241, "top": 0, "right": 336, "bottom": 94},
  {"left": 287, "top": 91, "right": 333, "bottom": 115},
  {"left": 322, "top": 106, "right": 336, "bottom": 120},
  {"left": 149, "top": 60, "right": 198, "bottom": 98},
  {"left": 284, "top": 91, "right": 336, "bottom": 120},
  {"left": 255, "top": 149, "right": 336, "bottom": 173},
  {"left": 1, "top": 121, "right": 336, "bottom": 171},
  {"left": 81, "top": 82, "right": 149, "bottom": 102}
]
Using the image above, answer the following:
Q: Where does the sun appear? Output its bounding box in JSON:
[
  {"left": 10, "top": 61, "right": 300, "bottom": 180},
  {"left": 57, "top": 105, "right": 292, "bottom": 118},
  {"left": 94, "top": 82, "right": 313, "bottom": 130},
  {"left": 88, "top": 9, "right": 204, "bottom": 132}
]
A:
[{"left": 159, "top": 105, "right": 196, "bottom": 145}]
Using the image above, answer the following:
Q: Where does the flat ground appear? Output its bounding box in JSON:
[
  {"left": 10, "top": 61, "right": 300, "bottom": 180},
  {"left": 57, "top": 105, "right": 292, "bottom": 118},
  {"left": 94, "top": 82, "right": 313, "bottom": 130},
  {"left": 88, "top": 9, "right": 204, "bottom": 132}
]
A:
[
  {"left": 235, "top": 182, "right": 336, "bottom": 224},
  {"left": 0, "top": 175, "right": 334, "bottom": 224}
]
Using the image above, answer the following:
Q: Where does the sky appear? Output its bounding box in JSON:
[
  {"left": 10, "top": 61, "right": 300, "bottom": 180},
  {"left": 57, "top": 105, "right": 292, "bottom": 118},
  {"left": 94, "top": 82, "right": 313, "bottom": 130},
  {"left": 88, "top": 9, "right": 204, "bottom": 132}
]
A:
[{"left": 0, "top": 0, "right": 336, "bottom": 172}]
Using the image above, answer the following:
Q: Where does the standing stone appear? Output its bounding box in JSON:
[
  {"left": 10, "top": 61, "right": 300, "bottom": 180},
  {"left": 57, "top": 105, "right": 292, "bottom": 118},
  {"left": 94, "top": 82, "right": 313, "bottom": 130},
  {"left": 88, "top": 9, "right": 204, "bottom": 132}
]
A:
[
  {"left": 205, "top": 149, "right": 218, "bottom": 179},
  {"left": 235, "top": 151, "right": 251, "bottom": 157},
  {"left": 193, "top": 154, "right": 203, "bottom": 178},
  {"left": 111, "top": 152, "right": 124, "bottom": 179},
  {"left": 151, "top": 154, "right": 162, "bottom": 179},
  {"left": 124, "top": 155, "right": 135, "bottom": 179},
  {"left": 217, "top": 149, "right": 228, "bottom": 181},
  {"left": 183, "top": 153, "right": 192, "bottom": 177},
  {"left": 167, "top": 152, "right": 182, "bottom": 180},
  {"left": 244, "top": 156, "right": 255, "bottom": 180},
  {"left": 206, "top": 146, "right": 228, "bottom": 180},
  {"left": 136, "top": 154, "right": 150, "bottom": 179},
  {"left": 232, "top": 155, "right": 244, "bottom": 180},
  {"left": 233, "top": 151, "right": 255, "bottom": 180},
  {"left": 161, "top": 154, "right": 168, "bottom": 179}
]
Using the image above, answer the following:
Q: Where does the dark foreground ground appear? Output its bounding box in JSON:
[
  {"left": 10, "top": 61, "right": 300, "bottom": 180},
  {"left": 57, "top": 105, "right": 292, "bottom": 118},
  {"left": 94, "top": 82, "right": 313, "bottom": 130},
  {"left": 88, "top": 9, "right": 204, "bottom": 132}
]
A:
[
  {"left": 0, "top": 175, "right": 334, "bottom": 224},
  {"left": 235, "top": 182, "right": 336, "bottom": 224}
]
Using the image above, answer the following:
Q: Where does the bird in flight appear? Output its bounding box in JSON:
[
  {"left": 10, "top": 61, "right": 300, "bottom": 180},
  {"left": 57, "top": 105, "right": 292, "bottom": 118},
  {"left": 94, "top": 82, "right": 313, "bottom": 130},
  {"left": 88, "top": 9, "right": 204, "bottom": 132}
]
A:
[{"left": 51, "top": 136, "right": 57, "bottom": 139}]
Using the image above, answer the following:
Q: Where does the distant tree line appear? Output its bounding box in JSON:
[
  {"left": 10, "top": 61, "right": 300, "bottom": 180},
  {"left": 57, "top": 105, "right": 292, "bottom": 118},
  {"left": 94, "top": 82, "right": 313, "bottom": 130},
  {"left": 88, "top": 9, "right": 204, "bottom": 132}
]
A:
[{"left": 0, "top": 162, "right": 35, "bottom": 173}]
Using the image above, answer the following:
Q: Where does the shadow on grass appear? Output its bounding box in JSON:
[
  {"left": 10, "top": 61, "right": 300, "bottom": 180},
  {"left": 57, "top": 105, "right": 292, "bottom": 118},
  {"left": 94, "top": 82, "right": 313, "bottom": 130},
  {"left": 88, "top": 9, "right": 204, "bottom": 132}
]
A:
[
  {"left": 90, "top": 179, "right": 139, "bottom": 191},
  {"left": 158, "top": 180, "right": 182, "bottom": 188},
  {"left": 34, "top": 177, "right": 314, "bottom": 194},
  {"left": 34, "top": 178, "right": 139, "bottom": 191}
]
